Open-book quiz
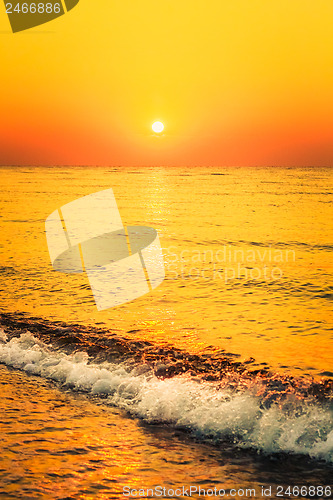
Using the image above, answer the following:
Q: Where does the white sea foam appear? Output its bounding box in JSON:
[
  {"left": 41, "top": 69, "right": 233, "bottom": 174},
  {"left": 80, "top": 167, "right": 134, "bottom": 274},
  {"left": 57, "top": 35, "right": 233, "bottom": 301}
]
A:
[
  {"left": 0, "top": 327, "right": 8, "bottom": 342},
  {"left": 0, "top": 332, "right": 332, "bottom": 462}
]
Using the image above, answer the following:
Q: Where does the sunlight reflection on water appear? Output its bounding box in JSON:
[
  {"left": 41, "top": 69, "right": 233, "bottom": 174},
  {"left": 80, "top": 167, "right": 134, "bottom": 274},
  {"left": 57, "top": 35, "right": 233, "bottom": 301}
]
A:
[{"left": 0, "top": 166, "right": 332, "bottom": 377}]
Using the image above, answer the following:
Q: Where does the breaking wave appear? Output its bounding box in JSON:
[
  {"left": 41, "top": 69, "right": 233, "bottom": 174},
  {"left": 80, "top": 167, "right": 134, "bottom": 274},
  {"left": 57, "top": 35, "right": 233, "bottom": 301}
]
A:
[{"left": 0, "top": 313, "right": 332, "bottom": 463}]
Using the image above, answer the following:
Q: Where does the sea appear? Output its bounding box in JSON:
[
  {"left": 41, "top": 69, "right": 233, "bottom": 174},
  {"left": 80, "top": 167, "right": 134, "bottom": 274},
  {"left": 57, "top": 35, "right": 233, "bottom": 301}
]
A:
[{"left": 0, "top": 165, "right": 332, "bottom": 499}]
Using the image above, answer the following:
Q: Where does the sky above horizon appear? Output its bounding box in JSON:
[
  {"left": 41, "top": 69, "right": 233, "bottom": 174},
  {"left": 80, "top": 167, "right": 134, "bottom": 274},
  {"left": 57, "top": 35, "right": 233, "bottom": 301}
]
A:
[{"left": 1, "top": 0, "right": 333, "bottom": 166}]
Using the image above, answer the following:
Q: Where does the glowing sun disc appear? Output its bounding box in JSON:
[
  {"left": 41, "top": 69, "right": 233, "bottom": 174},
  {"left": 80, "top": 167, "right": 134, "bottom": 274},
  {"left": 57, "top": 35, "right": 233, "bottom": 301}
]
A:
[{"left": 152, "top": 121, "right": 164, "bottom": 133}]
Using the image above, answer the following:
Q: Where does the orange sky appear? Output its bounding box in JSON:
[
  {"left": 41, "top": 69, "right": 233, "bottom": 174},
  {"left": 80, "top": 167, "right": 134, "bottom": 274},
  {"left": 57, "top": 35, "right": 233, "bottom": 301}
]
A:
[{"left": 1, "top": 0, "right": 333, "bottom": 166}]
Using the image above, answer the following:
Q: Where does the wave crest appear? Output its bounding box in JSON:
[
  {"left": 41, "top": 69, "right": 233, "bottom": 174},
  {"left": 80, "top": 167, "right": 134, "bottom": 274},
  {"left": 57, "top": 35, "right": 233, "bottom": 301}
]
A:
[{"left": 0, "top": 329, "right": 332, "bottom": 463}]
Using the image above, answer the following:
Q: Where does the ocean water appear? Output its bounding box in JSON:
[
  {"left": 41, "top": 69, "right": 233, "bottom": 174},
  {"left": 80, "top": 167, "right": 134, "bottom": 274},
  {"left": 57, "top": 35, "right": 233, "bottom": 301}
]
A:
[{"left": 0, "top": 166, "right": 332, "bottom": 498}]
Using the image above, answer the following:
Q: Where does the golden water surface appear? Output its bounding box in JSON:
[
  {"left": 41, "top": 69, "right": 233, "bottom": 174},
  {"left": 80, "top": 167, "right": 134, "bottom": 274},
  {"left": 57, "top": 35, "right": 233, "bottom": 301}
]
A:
[{"left": 0, "top": 165, "right": 332, "bottom": 377}]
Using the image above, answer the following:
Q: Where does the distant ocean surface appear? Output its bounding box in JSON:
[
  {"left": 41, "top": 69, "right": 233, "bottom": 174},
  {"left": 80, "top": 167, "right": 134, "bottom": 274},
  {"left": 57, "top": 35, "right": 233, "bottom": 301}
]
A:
[{"left": 0, "top": 166, "right": 332, "bottom": 499}]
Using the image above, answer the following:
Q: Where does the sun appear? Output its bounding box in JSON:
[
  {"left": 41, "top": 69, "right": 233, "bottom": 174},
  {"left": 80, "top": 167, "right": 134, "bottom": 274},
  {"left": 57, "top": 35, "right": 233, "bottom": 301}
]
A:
[{"left": 152, "top": 121, "right": 164, "bottom": 133}]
